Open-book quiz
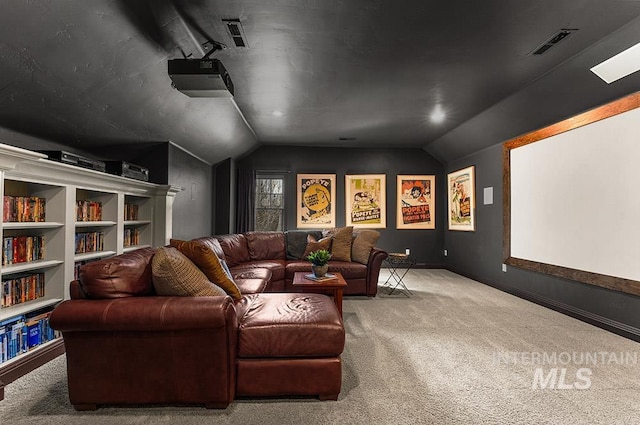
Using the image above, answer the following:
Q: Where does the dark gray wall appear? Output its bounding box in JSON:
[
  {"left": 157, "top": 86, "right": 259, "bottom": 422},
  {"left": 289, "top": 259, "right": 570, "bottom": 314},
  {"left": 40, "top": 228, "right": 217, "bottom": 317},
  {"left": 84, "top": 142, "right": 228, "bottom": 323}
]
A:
[
  {"left": 238, "top": 146, "right": 445, "bottom": 266},
  {"left": 92, "top": 142, "right": 169, "bottom": 184},
  {"left": 168, "top": 144, "right": 213, "bottom": 240},
  {"left": 432, "top": 16, "right": 640, "bottom": 338},
  {"left": 446, "top": 144, "right": 640, "bottom": 336},
  {"left": 1, "top": 129, "right": 212, "bottom": 243}
]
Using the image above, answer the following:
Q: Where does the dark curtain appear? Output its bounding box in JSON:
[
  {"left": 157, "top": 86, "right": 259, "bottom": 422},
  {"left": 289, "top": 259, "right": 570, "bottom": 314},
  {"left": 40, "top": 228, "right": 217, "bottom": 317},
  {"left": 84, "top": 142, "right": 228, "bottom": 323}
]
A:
[{"left": 236, "top": 168, "right": 255, "bottom": 233}]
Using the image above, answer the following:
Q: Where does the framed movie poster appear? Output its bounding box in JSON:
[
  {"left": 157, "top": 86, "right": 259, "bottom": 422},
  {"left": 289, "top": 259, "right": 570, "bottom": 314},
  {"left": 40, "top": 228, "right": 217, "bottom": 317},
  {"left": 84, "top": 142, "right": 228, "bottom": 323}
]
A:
[
  {"left": 447, "top": 166, "right": 475, "bottom": 231},
  {"left": 297, "top": 174, "right": 336, "bottom": 228},
  {"left": 397, "top": 175, "right": 436, "bottom": 229},
  {"left": 345, "top": 174, "right": 386, "bottom": 228}
]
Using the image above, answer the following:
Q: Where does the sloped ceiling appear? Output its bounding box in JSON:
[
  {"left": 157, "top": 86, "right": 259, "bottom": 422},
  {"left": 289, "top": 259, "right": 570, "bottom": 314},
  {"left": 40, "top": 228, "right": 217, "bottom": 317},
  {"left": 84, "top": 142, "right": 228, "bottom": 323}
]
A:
[{"left": 0, "top": 0, "right": 639, "bottom": 165}]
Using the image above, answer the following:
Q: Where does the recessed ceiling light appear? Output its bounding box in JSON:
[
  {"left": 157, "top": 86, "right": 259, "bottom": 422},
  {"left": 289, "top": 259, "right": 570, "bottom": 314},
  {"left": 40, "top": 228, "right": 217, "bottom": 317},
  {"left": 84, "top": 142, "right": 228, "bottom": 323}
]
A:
[
  {"left": 430, "top": 105, "right": 446, "bottom": 123},
  {"left": 591, "top": 41, "right": 640, "bottom": 84},
  {"left": 272, "top": 110, "right": 283, "bottom": 117}
]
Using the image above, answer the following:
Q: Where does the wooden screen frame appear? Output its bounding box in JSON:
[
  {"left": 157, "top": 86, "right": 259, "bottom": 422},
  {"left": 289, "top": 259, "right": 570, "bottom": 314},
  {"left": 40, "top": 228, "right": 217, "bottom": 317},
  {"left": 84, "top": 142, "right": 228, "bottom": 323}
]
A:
[{"left": 503, "top": 91, "right": 640, "bottom": 296}]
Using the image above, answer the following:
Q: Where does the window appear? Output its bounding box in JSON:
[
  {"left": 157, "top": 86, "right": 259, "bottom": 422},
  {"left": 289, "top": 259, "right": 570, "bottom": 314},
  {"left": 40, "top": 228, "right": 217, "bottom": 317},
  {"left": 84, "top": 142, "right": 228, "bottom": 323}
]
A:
[{"left": 255, "top": 174, "right": 285, "bottom": 231}]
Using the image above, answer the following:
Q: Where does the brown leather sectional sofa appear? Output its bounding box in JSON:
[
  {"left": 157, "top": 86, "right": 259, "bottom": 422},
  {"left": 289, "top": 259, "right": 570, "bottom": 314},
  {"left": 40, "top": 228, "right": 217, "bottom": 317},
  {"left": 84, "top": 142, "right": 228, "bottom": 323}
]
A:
[
  {"left": 210, "top": 230, "right": 388, "bottom": 296},
  {"left": 49, "top": 231, "right": 388, "bottom": 410}
]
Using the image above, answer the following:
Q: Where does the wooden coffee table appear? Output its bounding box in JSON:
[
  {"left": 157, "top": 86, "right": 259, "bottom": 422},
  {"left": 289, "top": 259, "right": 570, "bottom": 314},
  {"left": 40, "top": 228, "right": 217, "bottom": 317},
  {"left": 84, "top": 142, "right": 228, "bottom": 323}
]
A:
[{"left": 292, "top": 271, "right": 347, "bottom": 316}]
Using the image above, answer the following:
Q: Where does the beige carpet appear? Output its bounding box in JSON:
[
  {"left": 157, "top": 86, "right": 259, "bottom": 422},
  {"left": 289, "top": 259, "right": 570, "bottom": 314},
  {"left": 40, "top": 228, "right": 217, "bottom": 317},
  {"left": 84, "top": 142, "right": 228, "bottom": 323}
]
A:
[{"left": 2, "top": 269, "right": 640, "bottom": 424}]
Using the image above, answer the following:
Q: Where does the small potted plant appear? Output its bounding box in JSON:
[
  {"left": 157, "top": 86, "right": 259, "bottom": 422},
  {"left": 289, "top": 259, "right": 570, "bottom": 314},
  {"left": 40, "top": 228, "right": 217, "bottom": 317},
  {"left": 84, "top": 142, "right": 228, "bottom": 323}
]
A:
[{"left": 307, "top": 249, "right": 332, "bottom": 277}]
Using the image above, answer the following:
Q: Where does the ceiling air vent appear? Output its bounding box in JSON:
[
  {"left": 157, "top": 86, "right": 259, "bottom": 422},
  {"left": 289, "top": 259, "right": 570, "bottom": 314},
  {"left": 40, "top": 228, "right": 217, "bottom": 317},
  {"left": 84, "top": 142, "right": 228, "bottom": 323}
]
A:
[
  {"left": 223, "top": 19, "right": 248, "bottom": 48},
  {"left": 530, "top": 29, "right": 578, "bottom": 55}
]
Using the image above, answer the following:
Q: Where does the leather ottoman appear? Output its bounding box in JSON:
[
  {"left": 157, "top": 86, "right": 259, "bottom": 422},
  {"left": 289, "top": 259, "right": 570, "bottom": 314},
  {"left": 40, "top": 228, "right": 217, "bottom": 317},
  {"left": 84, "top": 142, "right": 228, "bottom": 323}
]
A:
[{"left": 235, "top": 293, "right": 345, "bottom": 400}]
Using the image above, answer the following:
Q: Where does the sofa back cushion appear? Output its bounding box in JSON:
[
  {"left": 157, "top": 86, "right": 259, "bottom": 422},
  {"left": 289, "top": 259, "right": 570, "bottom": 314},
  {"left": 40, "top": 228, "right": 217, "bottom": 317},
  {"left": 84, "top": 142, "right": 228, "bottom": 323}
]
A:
[
  {"left": 285, "top": 230, "right": 323, "bottom": 259},
  {"left": 151, "top": 246, "right": 227, "bottom": 297},
  {"left": 192, "top": 236, "right": 227, "bottom": 260},
  {"left": 215, "top": 234, "right": 250, "bottom": 267},
  {"left": 79, "top": 247, "right": 155, "bottom": 299},
  {"left": 245, "top": 231, "right": 286, "bottom": 261}
]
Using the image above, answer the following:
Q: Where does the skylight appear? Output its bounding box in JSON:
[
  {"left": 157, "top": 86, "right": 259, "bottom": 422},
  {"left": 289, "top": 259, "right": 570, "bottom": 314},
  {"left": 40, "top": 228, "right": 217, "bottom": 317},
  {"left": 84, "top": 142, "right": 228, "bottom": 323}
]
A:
[{"left": 590, "top": 41, "right": 640, "bottom": 84}]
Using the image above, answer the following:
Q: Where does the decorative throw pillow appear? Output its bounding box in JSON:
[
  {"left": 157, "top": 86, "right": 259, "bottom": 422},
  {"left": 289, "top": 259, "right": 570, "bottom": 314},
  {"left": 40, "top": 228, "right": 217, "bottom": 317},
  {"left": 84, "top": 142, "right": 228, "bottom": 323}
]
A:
[
  {"left": 322, "top": 226, "right": 354, "bottom": 262},
  {"left": 351, "top": 229, "right": 381, "bottom": 264},
  {"left": 302, "top": 234, "right": 332, "bottom": 259},
  {"left": 170, "top": 239, "right": 242, "bottom": 300},
  {"left": 151, "top": 246, "right": 227, "bottom": 297}
]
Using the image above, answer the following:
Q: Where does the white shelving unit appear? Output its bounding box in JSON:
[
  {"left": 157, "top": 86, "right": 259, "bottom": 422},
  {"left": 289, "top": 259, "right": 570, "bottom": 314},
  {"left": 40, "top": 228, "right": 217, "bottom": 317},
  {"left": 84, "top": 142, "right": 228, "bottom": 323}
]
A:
[
  {"left": 122, "top": 194, "right": 153, "bottom": 253},
  {"left": 0, "top": 143, "right": 180, "bottom": 397}
]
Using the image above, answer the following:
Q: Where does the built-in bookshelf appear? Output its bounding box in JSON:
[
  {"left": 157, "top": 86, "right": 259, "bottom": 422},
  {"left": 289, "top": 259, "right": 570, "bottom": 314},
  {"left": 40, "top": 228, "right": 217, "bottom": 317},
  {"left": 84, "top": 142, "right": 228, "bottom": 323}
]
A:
[
  {"left": 0, "top": 143, "right": 180, "bottom": 398},
  {"left": 74, "top": 188, "right": 117, "bottom": 264},
  {"left": 123, "top": 195, "right": 152, "bottom": 252},
  {"left": 0, "top": 305, "right": 61, "bottom": 370},
  {"left": 2, "top": 179, "right": 67, "bottom": 323}
]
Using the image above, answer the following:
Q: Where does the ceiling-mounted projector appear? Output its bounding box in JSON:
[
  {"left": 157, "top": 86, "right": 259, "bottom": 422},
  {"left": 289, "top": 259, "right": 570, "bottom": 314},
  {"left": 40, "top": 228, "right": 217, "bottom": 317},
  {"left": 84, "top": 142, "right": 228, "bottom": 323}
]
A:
[{"left": 168, "top": 59, "right": 234, "bottom": 98}]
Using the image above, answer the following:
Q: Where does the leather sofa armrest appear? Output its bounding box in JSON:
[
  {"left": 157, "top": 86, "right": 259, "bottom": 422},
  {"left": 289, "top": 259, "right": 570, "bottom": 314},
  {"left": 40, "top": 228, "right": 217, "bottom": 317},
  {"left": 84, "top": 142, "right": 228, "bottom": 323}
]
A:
[
  {"left": 49, "top": 295, "right": 238, "bottom": 408},
  {"left": 50, "top": 296, "right": 237, "bottom": 332},
  {"left": 366, "top": 248, "right": 388, "bottom": 297},
  {"left": 69, "top": 280, "right": 87, "bottom": 299}
]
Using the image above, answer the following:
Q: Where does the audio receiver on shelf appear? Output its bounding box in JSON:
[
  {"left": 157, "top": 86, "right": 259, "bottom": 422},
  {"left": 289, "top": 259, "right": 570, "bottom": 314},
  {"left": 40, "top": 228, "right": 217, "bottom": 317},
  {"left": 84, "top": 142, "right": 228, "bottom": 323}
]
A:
[{"left": 105, "top": 161, "right": 149, "bottom": 182}]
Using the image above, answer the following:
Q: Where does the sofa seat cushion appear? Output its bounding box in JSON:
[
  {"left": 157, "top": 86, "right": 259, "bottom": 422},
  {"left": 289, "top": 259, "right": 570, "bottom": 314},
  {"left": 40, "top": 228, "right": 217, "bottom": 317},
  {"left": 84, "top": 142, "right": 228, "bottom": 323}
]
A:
[
  {"left": 327, "top": 261, "right": 367, "bottom": 279},
  {"left": 237, "top": 293, "right": 345, "bottom": 358},
  {"left": 234, "top": 293, "right": 257, "bottom": 319},
  {"left": 285, "top": 260, "right": 367, "bottom": 280},
  {"left": 231, "top": 260, "right": 285, "bottom": 283},
  {"left": 232, "top": 268, "right": 272, "bottom": 294}
]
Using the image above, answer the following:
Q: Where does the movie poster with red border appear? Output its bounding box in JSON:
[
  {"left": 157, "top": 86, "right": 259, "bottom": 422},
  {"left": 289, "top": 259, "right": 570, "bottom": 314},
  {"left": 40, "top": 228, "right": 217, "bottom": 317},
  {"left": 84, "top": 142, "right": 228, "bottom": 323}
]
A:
[
  {"left": 396, "top": 175, "right": 436, "bottom": 229},
  {"left": 297, "top": 174, "right": 336, "bottom": 228}
]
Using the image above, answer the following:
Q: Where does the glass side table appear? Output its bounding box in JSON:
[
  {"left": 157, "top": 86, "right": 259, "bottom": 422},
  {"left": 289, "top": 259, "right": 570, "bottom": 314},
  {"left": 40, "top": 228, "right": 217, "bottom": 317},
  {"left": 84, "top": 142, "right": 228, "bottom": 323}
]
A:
[{"left": 382, "top": 253, "right": 416, "bottom": 296}]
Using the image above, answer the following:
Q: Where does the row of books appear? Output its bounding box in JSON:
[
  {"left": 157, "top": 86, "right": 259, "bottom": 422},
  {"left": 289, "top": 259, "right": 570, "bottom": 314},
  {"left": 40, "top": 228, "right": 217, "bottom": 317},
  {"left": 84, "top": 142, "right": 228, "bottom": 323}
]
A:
[
  {"left": 2, "top": 235, "right": 45, "bottom": 266},
  {"left": 0, "top": 307, "right": 59, "bottom": 364},
  {"left": 1, "top": 273, "right": 45, "bottom": 308},
  {"left": 75, "top": 231, "right": 104, "bottom": 254},
  {"left": 124, "top": 203, "right": 139, "bottom": 221},
  {"left": 123, "top": 228, "right": 141, "bottom": 247},
  {"left": 2, "top": 195, "right": 46, "bottom": 223},
  {"left": 76, "top": 200, "right": 102, "bottom": 222}
]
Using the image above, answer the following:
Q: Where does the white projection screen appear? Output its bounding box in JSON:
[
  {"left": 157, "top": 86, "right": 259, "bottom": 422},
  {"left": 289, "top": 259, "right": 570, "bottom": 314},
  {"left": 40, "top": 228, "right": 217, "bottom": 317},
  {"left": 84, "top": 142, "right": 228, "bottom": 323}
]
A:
[{"left": 503, "top": 92, "right": 640, "bottom": 296}]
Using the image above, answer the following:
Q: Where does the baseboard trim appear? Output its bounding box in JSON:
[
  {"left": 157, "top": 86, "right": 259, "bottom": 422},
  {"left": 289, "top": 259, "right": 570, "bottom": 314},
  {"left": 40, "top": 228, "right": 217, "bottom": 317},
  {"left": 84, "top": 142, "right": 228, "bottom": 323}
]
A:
[
  {"left": 384, "top": 263, "right": 445, "bottom": 269},
  {"left": 449, "top": 267, "right": 640, "bottom": 343},
  {"left": 414, "top": 263, "right": 446, "bottom": 269}
]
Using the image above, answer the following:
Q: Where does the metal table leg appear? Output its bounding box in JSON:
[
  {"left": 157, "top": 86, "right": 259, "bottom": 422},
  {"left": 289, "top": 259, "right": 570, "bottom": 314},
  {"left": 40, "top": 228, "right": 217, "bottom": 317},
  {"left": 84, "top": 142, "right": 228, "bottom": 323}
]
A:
[{"left": 383, "top": 255, "right": 415, "bottom": 296}]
